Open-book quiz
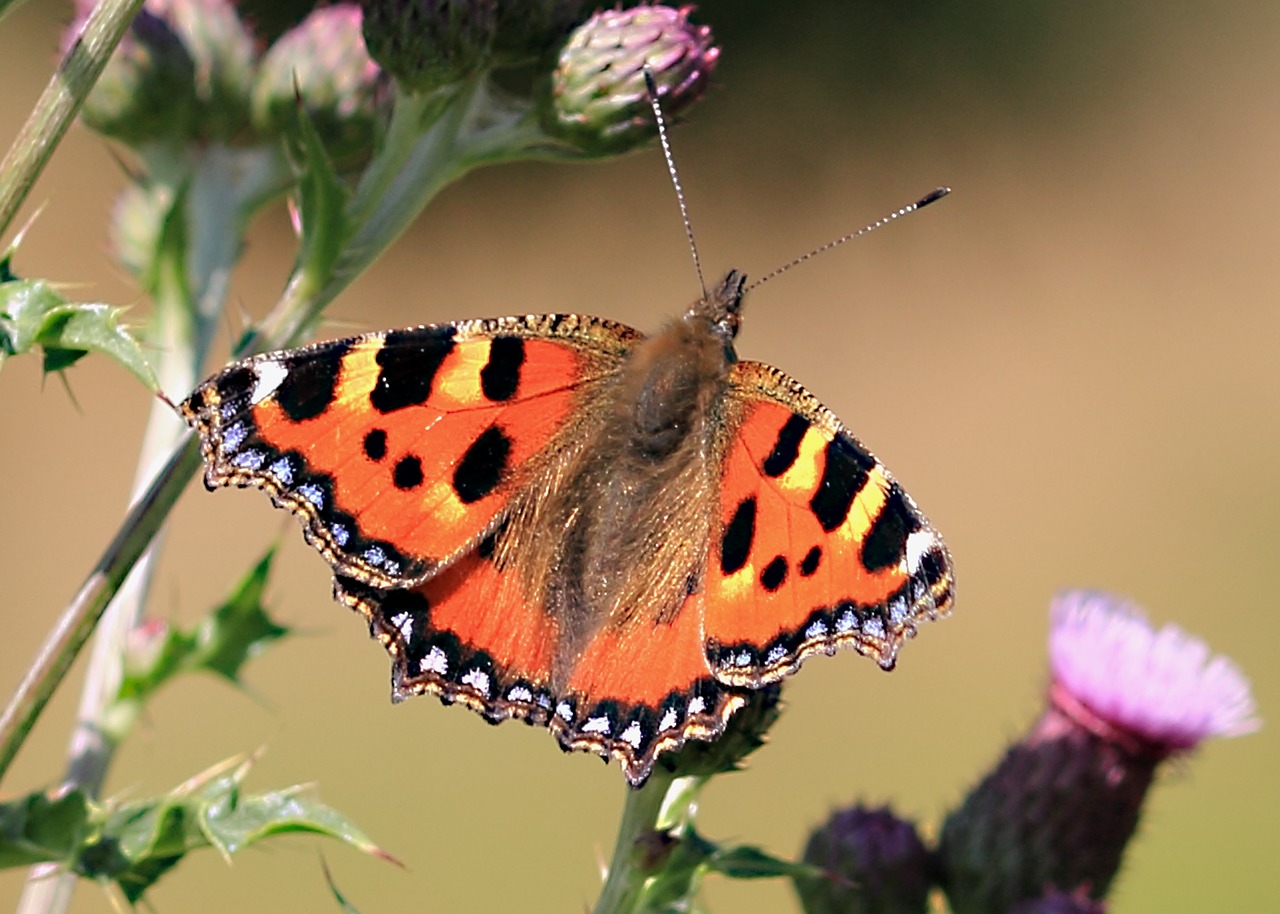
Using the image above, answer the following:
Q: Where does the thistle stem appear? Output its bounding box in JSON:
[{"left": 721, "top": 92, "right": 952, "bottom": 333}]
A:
[{"left": 0, "top": 0, "right": 144, "bottom": 239}]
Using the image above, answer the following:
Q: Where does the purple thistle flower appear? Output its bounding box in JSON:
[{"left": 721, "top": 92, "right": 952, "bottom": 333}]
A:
[
  {"left": 1008, "top": 887, "right": 1108, "bottom": 914},
  {"left": 1048, "top": 591, "right": 1258, "bottom": 755},
  {"left": 936, "top": 591, "right": 1257, "bottom": 914},
  {"left": 252, "top": 4, "right": 390, "bottom": 166},
  {"left": 794, "top": 804, "right": 932, "bottom": 914}
]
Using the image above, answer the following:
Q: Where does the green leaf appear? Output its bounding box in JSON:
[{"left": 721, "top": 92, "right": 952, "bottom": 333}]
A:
[
  {"left": 0, "top": 756, "right": 394, "bottom": 903},
  {"left": 116, "top": 548, "right": 290, "bottom": 708},
  {"left": 0, "top": 252, "right": 158, "bottom": 389},
  {"left": 291, "top": 101, "right": 350, "bottom": 302},
  {"left": 708, "top": 844, "right": 816, "bottom": 881},
  {"left": 0, "top": 789, "right": 92, "bottom": 869}
]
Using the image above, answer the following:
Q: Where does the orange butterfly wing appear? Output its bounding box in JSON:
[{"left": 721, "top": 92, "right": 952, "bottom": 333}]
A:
[
  {"left": 701, "top": 360, "right": 955, "bottom": 688},
  {"left": 181, "top": 315, "right": 639, "bottom": 588},
  {"left": 335, "top": 538, "right": 748, "bottom": 786}
]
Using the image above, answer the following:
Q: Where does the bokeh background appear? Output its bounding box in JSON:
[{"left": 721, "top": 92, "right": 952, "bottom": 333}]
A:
[{"left": 2, "top": 1, "right": 1276, "bottom": 911}]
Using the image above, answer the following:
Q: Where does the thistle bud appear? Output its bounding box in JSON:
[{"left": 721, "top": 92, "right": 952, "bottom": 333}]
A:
[
  {"left": 1009, "top": 888, "right": 1108, "bottom": 914},
  {"left": 660, "top": 684, "right": 781, "bottom": 779},
  {"left": 252, "top": 4, "right": 389, "bottom": 165},
  {"left": 542, "top": 5, "right": 718, "bottom": 156},
  {"left": 794, "top": 805, "right": 932, "bottom": 914},
  {"left": 937, "top": 592, "right": 1258, "bottom": 914},
  {"left": 67, "top": 0, "right": 256, "bottom": 145},
  {"left": 491, "top": 0, "right": 587, "bottom": 65},
  {"left": 359, "top": 0, "right": 498, "bottom": 93}
]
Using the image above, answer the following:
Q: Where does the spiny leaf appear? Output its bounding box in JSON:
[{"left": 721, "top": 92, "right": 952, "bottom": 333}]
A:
[
  {"left": 708, "top": 844, "right": 816, "bottom": 881},
  {"left": 117, "top": 547, "right": 289, "bottom": 708},
  {"left": 0, "top": 260, "right": 157, "bottom": 389},
  {"left": 0, "top": 756, "right": 393, "bottom": 903}
]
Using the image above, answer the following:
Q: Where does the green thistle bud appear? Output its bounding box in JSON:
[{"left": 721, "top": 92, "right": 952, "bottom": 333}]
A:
[
  {"left": 659, "top": 685, "right": 780, "bottom": 779},
  {"left": 542, "top": 5, "right": 719, "bottom": 157},
  {"left": 794, "top": 805, "right": 932, "bottom": 914},
  {"left": 359, "top": 0, "right": 499, "bottom": 93},
  {"left": 252, "top": 4, "right": 390, "bottom": 166},
  {"left": 67, "top": 0, "right": 256, "bottom": 146},
  {"left": 491, "top": 0, "right": 587, "bottom": 65}
]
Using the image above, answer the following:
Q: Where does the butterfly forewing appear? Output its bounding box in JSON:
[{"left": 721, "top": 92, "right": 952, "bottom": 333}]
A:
[
  {"left": 701, "top": 360, "right": 954, "bottom": 688},
  {"left": 181, "top": 315, "right": 639, "bottom": 588}
]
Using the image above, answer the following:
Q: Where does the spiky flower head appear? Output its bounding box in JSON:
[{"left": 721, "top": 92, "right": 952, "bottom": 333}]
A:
[
  {"left": 542, "top": 5, "right": 719, "bottom": 156},
  {"left": 1008, "top": 888, "right": 1108, "bottom": 914},
  {"left": 491, "top": 0, "right": 588, "bottom": 64},
  {"left": 359, "top": 0, "right": 500, "bottom": 93},
  {"left": 659, "top": 684, "right": 781, "bottom": 780},
  {"left": 937, "top": 591, "right": 1258, "bottom": 914},
  {"left": 68, "top": 0, "right": 256, "bottom": 145},
  {"left": 252, "top": 4, "right": 389, "bottom": 166},
  {"left": 793, "top": 805, "right": 932, "bottom": 914}
]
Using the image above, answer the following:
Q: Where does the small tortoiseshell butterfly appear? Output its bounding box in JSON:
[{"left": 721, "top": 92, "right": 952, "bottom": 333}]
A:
[{"left": 181, "top": 197, "right": 955, "bottom": 786}]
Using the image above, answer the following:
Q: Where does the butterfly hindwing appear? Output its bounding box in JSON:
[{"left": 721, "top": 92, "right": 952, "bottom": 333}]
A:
[
  {"left": 702, "top": 360, "right": 955, "bottom": 688},
  {"left": 182, "top": 315, "right": 640, "bottom": 588},
  {"left": 336, "top": 539, "right": 747, "bottom": 787}
]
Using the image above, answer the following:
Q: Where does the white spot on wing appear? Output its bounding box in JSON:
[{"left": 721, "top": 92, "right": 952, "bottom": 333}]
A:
[
  {"left": 555, "top": 701, "right": 574, "bottom": 722},
  {"left": 766, "top": 644, "right": 788, "bottom": 664},
  {"left": 268, "top": 457, "right": 294, "bottom": 486},
  {"left": 297, "top": 482, "right": 325, "bottom": 510},
  {"left": 805, "top": 620, "right": 829, "bottom": 640},
  {"left": 582, "top": 715, "right": 611, "bottom": 735},
  {"left": 659, "top": 708, "right": 679, "bottom": 731},
  {"left": 507, "top": 685, "right": 533, "bottom": 703},
  {"left": 221, "top": 422, "right": 249, "bottom": 455},
  {"left": 420, "top": 646, "right": 448, "bottom": 675},
  {"left": 835, "top": 610, "right": 857, "bottom": 633},
  {"left": 231, "top": 449, "right": 266, "bottom": 470},
  {"left": 461, "top": 668, "right": 491, "bottom": 696},
  {"left": 389, "top": 611, "right": 413, "bottom": 641},
  {"left": 621, "top": 720, "right": 643, "bottom": 748},
  {"left": 250, "top": 359, "right": 289, "bottom": 405},
  {"left": 688, "top": 696, "right": 707, "bottom": 716},
  {"left": 904, "top": 529, "right": 937, "bottom": 575}
]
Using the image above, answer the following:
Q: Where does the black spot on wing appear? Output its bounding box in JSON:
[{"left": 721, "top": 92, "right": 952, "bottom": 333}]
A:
[
  {"left": 720, "top": 496, "right": 757, "bottom": 575},
  {"left": 393, "top": 455, "right": 424, "bottom": 490},
  {"left": 760, "top": 555, "right": 788, "bottom": 592},
  {"left": 275, "top": 342, "right": 351, "bottom": 422},
  {"left": 480, "top": 336, "right": 525, "bottom": 402},
  {"left": 370, "top": 327, "right": 456, "bottom": 414},
  {"left": 762, "top": 414, "right": 809, "bottom": 477},
  {"left": 799, "top": 545, "right": 822, "bottom": 577},
  {"left": 861, "top": 484, "right": 920, "bottom": 572},
  {"left": 363, "top": 428, "right": 387, "bottom": 461},
  {"left": 213, "top": 365, "right": 255, "bottom": 405},
  {"left": 453, "top": 426, "right": 511, "bottom": 503},
  {"left": 809, "top": 434, "right": 876, "bottom": 533}
]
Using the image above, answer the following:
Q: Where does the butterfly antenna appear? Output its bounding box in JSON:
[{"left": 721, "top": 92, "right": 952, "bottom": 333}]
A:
[
  {"left": 644, "top": 67, "right": 708, "bottom": 302},
  {"left": 746, "top": 187, "right": 951, "bottom": 293}
]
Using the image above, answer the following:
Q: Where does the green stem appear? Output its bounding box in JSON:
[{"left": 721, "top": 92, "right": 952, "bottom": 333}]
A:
[
  {"left": 0, "top": 0, "right": 144, "bottom": 239},
  {"left": 0, "top": 0, "right": 31, "bottom": 26},
  {"left": 593, "top": 771, "right": 709, "bottom": 914}
]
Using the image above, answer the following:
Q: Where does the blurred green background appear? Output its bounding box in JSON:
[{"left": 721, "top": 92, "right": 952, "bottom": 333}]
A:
[{"left": 1, "top": 1, "right": 1275, "bottom": 911}]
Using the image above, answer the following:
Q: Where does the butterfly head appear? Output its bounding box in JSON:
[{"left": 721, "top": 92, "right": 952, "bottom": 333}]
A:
[{"left": 688, "top": 269, "right": 747, "bottom": 342}]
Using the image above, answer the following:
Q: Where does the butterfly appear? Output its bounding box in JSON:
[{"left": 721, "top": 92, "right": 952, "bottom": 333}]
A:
[{"left": 180, "top": 206, "right": 955, "bottom": 787}]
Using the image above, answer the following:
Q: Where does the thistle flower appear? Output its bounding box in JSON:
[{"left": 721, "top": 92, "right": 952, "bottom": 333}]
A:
[
  {"left": 659, "top": 684, "right": 781, "bottom": 780},
  {"left": 252, "top": 4, "right": 389, "bottom": 165},
  {"left": 937, "top": 591, "right": 1258, "bottom": 914},
  {"left": 542, "top": 5, "right": 719, "bottom": 156},
  {"left": 491, "top": 0, "right": 587, "bottom": 65},
  {"left": 68, "top": 0, "right": 256, "bottom": 145},
  {"left": 793, "top": 805, "right": 932, "bottom": 914},
  {"left": 1008, "top": 888, "right": 1108, "bottom": 914},
  {"left": 359, "top": 0, "right": 500, "bottom": 93}
]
